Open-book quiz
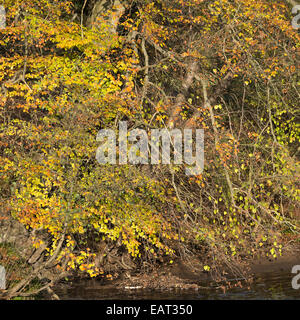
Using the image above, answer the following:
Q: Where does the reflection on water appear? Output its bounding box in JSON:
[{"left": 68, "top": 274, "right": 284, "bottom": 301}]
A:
[{"left": 53, "top": 271, "right": 300, "bottom": 300}]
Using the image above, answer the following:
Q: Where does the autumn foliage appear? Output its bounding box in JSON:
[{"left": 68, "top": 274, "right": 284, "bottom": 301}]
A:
[{"left": 0, "top": 0, "right": 299, "bottom": 297}]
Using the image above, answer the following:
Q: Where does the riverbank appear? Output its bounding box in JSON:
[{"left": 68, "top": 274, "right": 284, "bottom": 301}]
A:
[{"left": 52, "top": 246, "right": 300, "bottom": 296}]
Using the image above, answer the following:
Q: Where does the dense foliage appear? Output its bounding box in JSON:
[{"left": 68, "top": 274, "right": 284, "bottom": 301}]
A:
[{"left": 0, "top": 0, "right": 299, "bottom": 297}]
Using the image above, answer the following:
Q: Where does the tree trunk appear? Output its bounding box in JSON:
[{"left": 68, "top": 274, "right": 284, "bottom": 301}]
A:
[{"left": 86, "top": 0, "right": 127, "bottom": 33}]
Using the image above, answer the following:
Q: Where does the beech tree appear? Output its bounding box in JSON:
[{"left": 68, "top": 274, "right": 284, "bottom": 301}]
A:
[{"left": 0, "top": 0, "right": 299, "bottom": 298}]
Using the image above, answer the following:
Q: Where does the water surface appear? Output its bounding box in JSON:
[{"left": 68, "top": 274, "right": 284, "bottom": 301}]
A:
[{"left": 53, "top": 270, "right": 300, "bottom": 300}]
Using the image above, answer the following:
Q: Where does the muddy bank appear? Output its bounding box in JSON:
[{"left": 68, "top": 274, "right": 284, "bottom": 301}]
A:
[
  {"left": 250, "top": 251, "right": 300, "bottom": 275},
  {"left": 53, "top": 248, "right": 300, "bottom": 294},
  {"left": 115, "top": 253, "right": 300, "bottom": 291}
]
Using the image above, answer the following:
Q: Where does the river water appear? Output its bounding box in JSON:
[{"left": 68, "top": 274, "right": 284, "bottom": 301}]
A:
[{"left": 53, "top": 270, "right": 300, "bottom": 300}]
